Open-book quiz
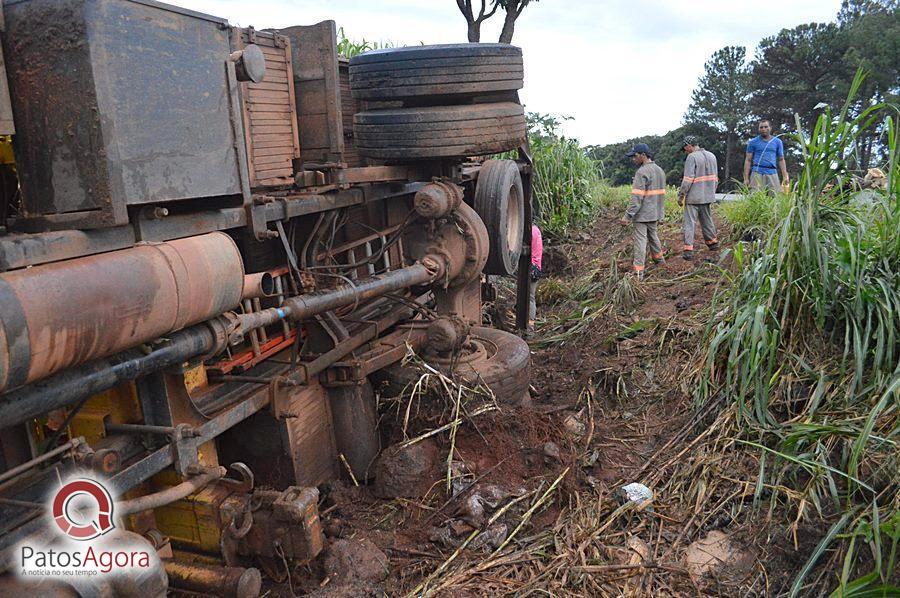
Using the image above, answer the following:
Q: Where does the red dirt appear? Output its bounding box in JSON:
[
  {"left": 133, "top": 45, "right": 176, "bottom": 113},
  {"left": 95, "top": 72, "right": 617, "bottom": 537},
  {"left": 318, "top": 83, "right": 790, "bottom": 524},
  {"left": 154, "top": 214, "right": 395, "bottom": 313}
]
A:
[{"left": 275, "top": 208, "right": 805, "bottom": 596}]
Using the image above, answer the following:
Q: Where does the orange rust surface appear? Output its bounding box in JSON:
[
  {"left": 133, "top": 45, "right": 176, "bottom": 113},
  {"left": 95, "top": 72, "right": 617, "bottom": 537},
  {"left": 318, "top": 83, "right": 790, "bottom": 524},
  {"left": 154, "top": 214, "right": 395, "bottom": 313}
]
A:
[
  {"left": 206, "top": 329, "right": 299, "bottom": 375},
  {"left": 0, "top": 232, "right": 243, "bottom": 390}
]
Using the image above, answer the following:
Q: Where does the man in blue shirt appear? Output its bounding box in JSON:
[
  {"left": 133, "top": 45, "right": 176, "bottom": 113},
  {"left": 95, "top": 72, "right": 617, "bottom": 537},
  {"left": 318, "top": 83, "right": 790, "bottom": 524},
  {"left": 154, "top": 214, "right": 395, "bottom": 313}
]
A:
[{"left": 742, "top": 119, "right": 789, "bottom": 192}]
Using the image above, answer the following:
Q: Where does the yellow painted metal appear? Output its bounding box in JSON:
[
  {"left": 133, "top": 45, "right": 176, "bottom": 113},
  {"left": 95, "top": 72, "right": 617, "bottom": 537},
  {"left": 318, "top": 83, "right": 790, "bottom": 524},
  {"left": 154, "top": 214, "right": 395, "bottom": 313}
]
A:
[
  {"left": 0, "top": 136, "right": 15, "bottom": 166},
  {"left": 183, "top": 364, "right": 208, "bottom": 394},
  {"left": 151, "top": 480, "right": 233, "bottom": 552},
  {"left": 47, "top": 362, "right": 226, "bottom": 551},
  {"left": 68, "top": 383, "right": 142, "bottom": 444}
]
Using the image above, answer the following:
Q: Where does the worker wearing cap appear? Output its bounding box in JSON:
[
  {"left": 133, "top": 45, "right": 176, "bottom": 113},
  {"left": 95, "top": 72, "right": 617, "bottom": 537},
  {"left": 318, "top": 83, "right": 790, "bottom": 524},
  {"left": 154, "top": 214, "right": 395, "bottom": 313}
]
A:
[
  {"left": 678, "top": 136, "right": 719, "bottom": 260},
  {"left": 619, "top": 143, "right": 666, "bottom": 279}
]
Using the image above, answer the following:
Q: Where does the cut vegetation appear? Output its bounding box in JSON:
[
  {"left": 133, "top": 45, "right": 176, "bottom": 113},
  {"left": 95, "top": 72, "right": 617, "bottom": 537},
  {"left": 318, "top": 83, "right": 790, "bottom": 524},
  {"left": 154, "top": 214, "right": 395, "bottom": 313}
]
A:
[{"left": 339, "top": 73, "right": 898, "bottom": 597}]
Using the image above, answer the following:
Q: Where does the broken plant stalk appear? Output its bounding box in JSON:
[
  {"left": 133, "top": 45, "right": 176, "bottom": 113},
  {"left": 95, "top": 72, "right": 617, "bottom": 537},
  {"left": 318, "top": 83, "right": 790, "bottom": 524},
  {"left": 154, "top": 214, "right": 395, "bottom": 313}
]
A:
[
  {"left": 446, "top": 383, "right": 463, "bottom": 494},
  {"left": 408, "top": 490, "right": 538, "bottom": 598},
  {"left": 397, "top": 404, "right": 498, "bottom": 450}
]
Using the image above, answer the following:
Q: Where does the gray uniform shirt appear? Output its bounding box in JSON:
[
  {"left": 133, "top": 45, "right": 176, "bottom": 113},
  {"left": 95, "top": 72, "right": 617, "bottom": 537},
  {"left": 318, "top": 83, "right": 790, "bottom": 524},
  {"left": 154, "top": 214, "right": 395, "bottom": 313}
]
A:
[
  {"left": 626, "top": 161, "right": 666, "bottom": 222},
  {"left": 679, "top": 149, "right": 718, "bottom": 204}
]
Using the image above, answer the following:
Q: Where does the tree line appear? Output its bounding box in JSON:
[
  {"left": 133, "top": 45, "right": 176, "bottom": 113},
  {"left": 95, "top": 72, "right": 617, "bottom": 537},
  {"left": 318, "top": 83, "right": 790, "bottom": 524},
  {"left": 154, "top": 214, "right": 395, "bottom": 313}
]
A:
[{"left": 589, "top": 0, "right": 899, "bottom": 188}]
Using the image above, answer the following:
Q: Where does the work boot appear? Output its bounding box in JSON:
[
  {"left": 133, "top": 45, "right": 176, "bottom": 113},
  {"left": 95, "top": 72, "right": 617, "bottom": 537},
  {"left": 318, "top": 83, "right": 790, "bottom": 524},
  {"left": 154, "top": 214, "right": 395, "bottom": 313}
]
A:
[
  {"left": 707, "top": 242, "right": 720, "bottom": 251},
  {"left": 682, "top": 250, "right": 694, "bottom": 261},
  {"left": 651, "top": 252, "right": 666, "bottom": 265}
]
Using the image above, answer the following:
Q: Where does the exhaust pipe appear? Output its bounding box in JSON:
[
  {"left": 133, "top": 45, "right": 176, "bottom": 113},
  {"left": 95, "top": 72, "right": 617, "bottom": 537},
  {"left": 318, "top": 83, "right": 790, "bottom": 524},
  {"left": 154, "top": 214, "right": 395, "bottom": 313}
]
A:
[{"left": 241, "top": 271, "right": 275, "bottom": 300}]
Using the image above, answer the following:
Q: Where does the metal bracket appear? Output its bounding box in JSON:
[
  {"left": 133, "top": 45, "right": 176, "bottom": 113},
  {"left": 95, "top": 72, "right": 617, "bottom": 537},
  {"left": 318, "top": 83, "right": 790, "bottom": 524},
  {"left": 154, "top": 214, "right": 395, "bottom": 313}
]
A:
[
  {"left": 320, "top": 361, "right": 364, "bottom": 386},
  {"left": 246, "top": 203, "right": 274, "bottom": 241},
  {"left": 275, "top": 220, "right": 301, "bottom": 279},
  {"left": 171, "top": 423, "right": 201, "bottom": 477},
  {"left": 269, "top": 378, "right": 303, "bottom": 419}
]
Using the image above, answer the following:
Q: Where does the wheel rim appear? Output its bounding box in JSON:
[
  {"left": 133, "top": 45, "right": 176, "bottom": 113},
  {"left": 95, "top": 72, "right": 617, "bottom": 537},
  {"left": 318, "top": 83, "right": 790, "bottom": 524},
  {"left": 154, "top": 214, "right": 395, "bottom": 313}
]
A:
[
  {"left": 422, "top": 332, "right": 500, "bottom": 371},
  {"left": 506, "top": 182, "right": 523, "bottom": 255}
]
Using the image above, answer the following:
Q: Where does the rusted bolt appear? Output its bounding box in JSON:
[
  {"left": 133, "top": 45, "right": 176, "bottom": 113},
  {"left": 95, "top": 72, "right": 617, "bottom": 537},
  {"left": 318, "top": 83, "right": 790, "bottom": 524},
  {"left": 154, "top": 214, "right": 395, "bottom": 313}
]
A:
[
  {"left": 97, "top": 450, "right": 120, "bottom": 474},
  {"left": 176, "top": 423, "right": 201, "bottom": 438}
]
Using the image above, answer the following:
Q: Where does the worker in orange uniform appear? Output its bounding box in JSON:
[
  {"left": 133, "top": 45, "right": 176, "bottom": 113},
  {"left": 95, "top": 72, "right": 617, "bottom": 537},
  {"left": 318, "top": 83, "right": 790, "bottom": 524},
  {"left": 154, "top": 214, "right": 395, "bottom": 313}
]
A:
[
  {"left": 620, "top": 143, "right": 666, "bottom": 280},
  {"left": 678, "top": 136, "right": 719, "bottom": 260}
]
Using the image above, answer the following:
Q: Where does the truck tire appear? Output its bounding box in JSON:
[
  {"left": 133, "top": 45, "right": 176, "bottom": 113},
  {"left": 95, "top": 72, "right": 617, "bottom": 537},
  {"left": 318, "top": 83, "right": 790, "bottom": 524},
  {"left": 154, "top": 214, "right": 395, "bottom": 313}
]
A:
[
  {"left": 349, "top": 44, "right": 523, "bottom": 102},
  {"left": 377, "top": 327, "right": 530, "bottom": 406},
  {"left": 474, "top": 159, "right": 524, "bottom": 276},
  {"left": 354, "top": 103, "right": 526, "bottom": 161}
]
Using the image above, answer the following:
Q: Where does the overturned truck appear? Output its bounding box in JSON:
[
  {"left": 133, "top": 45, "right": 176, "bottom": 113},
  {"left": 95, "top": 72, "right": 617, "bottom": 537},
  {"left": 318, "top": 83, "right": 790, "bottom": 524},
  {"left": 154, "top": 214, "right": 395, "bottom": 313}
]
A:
[{"left": 0, "top": 0, "right": 533, "bottom": 594}]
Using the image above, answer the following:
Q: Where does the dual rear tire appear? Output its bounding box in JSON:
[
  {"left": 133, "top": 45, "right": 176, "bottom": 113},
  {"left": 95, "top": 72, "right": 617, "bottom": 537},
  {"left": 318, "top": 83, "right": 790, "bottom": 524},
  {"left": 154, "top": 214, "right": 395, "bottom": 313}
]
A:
[
  {"left": 353, "top": 103, "right": 526, "bottom": 161},
  {"left": 349, "top": 44, "right": 523, "bottom": 102},
  {"left": 350, "top": 44, "right": 527, "bottom": 161}
]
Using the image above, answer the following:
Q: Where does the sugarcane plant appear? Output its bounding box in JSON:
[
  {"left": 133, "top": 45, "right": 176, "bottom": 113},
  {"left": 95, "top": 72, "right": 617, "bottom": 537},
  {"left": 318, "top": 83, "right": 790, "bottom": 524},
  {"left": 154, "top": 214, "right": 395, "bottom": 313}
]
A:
[
  {"left": 509, "top": 113, "right": 604, "bottom": 239},
  {"left": 699, "top": 70, "right": 899, "bottom": 596}
]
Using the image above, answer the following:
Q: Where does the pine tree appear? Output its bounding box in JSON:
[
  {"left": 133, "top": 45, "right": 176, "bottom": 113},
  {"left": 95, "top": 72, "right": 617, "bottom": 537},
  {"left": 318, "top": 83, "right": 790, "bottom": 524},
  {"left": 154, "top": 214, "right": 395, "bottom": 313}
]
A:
[
  {"left": 684, "top": 46, "right": 752, "bottom": 184},
  {"left": 749, "top": 23, "right": 850, "bottom": 136}
]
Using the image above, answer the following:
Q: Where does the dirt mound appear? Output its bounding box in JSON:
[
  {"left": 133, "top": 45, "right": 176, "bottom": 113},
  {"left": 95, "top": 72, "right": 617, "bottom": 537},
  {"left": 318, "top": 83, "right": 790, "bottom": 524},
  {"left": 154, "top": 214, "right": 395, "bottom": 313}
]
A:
[
  {"left": 374, "top": 440, "right": 440, "bottom": 499},
  {"left": 323, "top": 538, "right": 389, "bottom": 585}
]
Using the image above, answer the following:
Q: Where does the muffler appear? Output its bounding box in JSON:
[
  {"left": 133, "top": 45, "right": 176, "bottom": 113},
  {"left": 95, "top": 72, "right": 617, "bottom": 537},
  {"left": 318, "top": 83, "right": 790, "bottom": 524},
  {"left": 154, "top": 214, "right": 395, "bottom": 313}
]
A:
[{"left": 0, "top": 232, "right": 244, "bottom": 392}]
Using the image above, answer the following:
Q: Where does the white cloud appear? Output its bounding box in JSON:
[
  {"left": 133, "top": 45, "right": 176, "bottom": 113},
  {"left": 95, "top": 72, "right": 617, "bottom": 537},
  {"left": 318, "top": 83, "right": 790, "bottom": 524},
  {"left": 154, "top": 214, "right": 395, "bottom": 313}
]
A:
[{"left": 170, "top": 0, "right": 843, "bottom": 145}]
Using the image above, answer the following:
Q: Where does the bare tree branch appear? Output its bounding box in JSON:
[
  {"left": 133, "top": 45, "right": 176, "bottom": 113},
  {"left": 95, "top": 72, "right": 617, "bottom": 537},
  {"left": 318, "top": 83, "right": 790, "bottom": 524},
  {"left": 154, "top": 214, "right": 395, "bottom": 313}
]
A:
[
  {"left": 498, "top": 0, "right": 537, "bottom": 44},
  {"left": 481, "top": 0, "right": 501, "bottom": 20},
  {"left": 456, "top": 0, "right": 501, "bottom": 42}
]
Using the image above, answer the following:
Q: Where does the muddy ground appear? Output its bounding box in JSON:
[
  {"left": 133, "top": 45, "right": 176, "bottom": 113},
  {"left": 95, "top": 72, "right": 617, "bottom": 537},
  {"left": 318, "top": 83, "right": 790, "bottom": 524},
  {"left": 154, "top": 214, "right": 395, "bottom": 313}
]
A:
[{"left": 279, "top": 207, "right": 817, "bottom": 597}]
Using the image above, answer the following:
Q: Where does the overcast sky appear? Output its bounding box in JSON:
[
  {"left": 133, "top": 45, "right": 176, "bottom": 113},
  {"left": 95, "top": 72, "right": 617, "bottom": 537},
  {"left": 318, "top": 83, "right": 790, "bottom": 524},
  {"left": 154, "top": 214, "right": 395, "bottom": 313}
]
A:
[{"left": 172, "top": 0, "right": 843, "bottom": 146}]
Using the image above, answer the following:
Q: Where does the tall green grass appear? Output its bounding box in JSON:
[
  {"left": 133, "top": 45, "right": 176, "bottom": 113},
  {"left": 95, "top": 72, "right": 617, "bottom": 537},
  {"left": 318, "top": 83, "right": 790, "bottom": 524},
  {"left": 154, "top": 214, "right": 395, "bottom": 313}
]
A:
[
  {"left": 515, "top": 114, "right": 604, "bottom": 238},
  {"left": 717, "top": 189, "right": 792, "bottom": 238},
  {"left": 699, "top": 71, "right": 899, "bottom": 595}
]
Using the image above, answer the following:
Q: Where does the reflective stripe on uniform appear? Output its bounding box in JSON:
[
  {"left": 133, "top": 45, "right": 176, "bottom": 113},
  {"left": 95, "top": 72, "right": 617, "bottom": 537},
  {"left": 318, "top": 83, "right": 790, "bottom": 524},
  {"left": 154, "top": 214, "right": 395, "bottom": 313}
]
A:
[
  {"left": 681, "top": 174, "right": 719, "bottom": 183},
  {"left": 631, "top": 188, "right": 667, "bottom": 196}
]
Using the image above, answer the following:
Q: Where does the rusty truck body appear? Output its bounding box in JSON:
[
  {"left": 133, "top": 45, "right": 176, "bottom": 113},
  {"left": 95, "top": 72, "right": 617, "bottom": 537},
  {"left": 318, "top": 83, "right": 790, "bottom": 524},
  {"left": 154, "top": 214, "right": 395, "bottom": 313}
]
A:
[{"left": 0, "top": 0, "right": 532, "bottom": 593}]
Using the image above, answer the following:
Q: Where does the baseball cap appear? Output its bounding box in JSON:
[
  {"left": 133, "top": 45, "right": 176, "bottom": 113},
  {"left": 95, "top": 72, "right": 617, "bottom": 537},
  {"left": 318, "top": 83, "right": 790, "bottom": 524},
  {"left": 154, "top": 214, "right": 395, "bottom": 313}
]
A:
[
  {"left": 625, "top": 143, "right": 652, "bottom": 157},
  {"left": 682, "top": 135, "right": 698, "bottom": 148}
]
